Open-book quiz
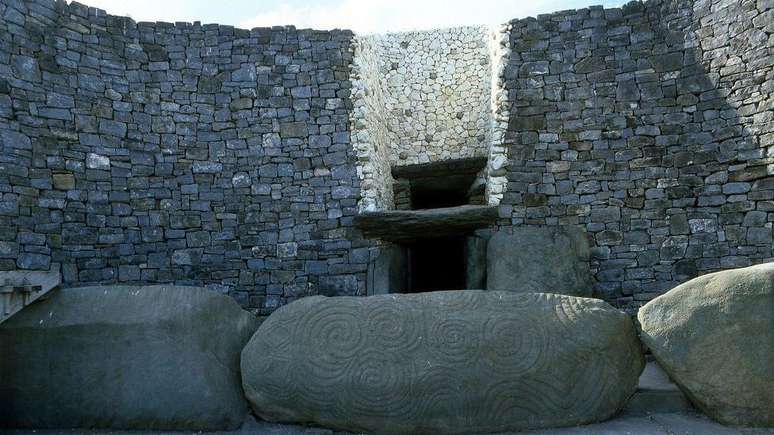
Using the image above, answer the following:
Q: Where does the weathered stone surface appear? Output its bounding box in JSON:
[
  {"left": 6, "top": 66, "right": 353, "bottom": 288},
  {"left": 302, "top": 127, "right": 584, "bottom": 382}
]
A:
[
  {"left": 354, "top": 205, "right": 498, "bottom": 242},
  {"left": 0, "top": 0, "right": 772, "bottom": 318},
  {"left": 638, "top": 263, "right": 774, "bottom": 427},
  {"left": 86, "top": 153, "right": 110, "bottom": 170},
  {"left": 242, "top": 290, "right": 644, "bottom": 434},
  {"left": 0, "top": 285, "right": 260, "bottom": 430},
  {"left": 500, "top": 0, "right": 774, "bottom": 312},
  {"left": 487, "top": 226, "right": 593, "bottom": 296},
  {"left": 52, "top": 173, "right": 75, "bottom": 190},
  {"left": 15, "top": 252, "right": 50, "bottom": 270},
  {"left": 0, "top": 4, "right": 365, "bottom": 314}
]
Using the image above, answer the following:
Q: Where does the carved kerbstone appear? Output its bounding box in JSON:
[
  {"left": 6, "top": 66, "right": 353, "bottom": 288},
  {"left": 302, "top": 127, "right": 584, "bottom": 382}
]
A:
[{"left": 241, "top": 290, "right": 643, "bottom": 434}]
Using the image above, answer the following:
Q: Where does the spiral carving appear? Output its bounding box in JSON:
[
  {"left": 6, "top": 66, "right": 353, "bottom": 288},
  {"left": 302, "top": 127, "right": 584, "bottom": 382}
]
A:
[
  {"left": 365, "top": 299, "right": 422, "bottom": 354},
  {"left": 302, "top": 303, "right": 364, "bottom": 360},
  {"left": 342, "top": 348, "right": 418, "bottom": 420},
  {"left": 481, "top": 314, "right": 548, "bottom": 375},
  {"left": 241, "top": 290, "right": 644, "bottom": 434},
  {"left": 427, "top": 315, "right": 480, "bottom": 364}
]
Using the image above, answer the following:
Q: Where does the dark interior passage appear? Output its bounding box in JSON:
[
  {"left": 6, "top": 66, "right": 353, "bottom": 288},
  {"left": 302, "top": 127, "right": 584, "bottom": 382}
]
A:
[
  {"left": 409, "top": 174, "right": 475, "bottom": 209},
  {"left": 392, "top": 157, "right": 487, "bottom": 210},
  {"left": 405, "top": 237, "right": 466, "bottom": 292}
]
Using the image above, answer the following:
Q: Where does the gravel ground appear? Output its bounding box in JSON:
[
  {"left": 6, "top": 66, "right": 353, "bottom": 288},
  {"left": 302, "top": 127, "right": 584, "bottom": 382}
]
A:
[{"left": 3, "top": 412, "right": 774, "bottom": 435}]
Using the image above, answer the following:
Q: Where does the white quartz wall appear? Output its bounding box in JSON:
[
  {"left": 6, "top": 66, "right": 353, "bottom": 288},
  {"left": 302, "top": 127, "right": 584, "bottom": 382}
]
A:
[
  {"left": 352, "top": 26, "right": 510, "bottom": 212},
  {"left": 378, "top": 27, "right": 492, "bottom": 165},
  {"left": 485, "top": 24, "right": 511, "bottom": 206},
  {"left": 351, "top": 36, "right": 395, "bottom": 212}
]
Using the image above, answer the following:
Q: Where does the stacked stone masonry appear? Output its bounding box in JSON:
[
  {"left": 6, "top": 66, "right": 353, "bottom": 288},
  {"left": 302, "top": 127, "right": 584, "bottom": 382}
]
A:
[
  {"left": 502, "top": 0, "right": 774, "bottom": 309},
  {"left": 0, "top": 0, "right": 368, "bottom": 313},
  {"left": 351, "top": 27, "right": 510, "bottom": 211},
  {"left": 357, "top": 27, "right": 493, "bottom": 167},
  {"left": 1, "top": 0, "right": 772, "bottom": 313}
]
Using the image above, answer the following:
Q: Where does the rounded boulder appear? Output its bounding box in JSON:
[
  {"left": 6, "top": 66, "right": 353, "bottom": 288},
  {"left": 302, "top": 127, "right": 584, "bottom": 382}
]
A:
[
  {"left": 0, "top": 285, "right": 260, "bottom": 430},
  {"left": 242, "top": 290, "right": 644, "bottom": 434},
  {"left": 638, "top": 263, "right": 774, "bottom": 427}
]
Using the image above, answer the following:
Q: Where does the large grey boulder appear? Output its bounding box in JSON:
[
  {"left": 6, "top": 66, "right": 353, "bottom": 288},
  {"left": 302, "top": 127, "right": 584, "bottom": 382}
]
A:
[
  {"left": 638, "top": 263, "right": 774, "bottom": 427},
  {"left": 0, "top": 285, "right": 260, "bottom": 430},
  {"left": 242, "top": 290, "right": 644, "bottom": 434},
  {"left": 487, "top": 226, "right": 593, "bottom": 296}
]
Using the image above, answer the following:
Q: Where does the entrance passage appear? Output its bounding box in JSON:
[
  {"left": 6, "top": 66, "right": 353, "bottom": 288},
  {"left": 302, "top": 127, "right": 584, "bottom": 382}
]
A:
[
  {"left": 392, "top": 157, "right": 487, "bottom": 210},
  {"left": 405, "top": 236, "right": 466, "bottom": 293}
]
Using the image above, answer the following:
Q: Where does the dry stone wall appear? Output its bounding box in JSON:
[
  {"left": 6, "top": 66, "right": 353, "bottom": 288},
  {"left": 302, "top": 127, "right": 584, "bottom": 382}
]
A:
[
  {"left": 485, "top": 24, "right": 511, "bottom": 206},
  {"left": 0, "top": 0, "right": 772, "bottom": 314},
  {"left": 365, "top": 27, "right": 493, "bottom": 166},
  {"left": 351, "top": 27, "right": 507, "bottom": 211},
  {"left": 501, "top": 0, "right": 773, "bottom": 311},
  {"left": 350, "top": 36, "right": 395, "bottom": 212},
  {"left": 0, "top": 0, "right": 369, "bottom": 313}
]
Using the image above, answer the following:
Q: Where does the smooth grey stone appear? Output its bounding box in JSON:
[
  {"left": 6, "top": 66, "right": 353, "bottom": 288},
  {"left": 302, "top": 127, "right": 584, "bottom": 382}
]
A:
[
  {"left": 624, "top": 361, "right": 693, "bottom": 416},
  {"left": 487, "top": 226, "right": 593, "bottom": 297},
  {"left": 1, "top": 130, "right": 32, "bottom": 150},
  {"left": 354, "top": 205, "right": 498, "bottom": 242},
  {"left": 242, "top": 290, "right": 644, "bottom": 434},
  {"left": 0, "top": 285, "right": 260, "bottom": 430},
  {"left": 638, "top": 263, "right": 774, "bottom": 427},
  {"left": 465, "top": 235, "right": 487, "bottom": 289},
  {"left": 15, "top": 252, "right": 51, "bottom": 270}
]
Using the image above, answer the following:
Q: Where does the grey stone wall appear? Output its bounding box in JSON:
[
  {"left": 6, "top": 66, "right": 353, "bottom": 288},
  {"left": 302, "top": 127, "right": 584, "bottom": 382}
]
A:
[
  {"left": 1, "top": 0, "right": 772, "bottom": 314},
  {"left": 0, "top": 0, "right": 368, "bottom": 313},
  {"left": 501, "top": 0, "right": 773, "bottom": 311},
  {"left": 351, "top": 27, "right": 505, "bottom": 212}
]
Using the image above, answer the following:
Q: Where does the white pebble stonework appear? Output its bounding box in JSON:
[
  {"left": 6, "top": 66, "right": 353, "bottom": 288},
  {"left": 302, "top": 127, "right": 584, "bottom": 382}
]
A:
[{"left": 351, "top": 26, "right": 511, "bottom": 212}]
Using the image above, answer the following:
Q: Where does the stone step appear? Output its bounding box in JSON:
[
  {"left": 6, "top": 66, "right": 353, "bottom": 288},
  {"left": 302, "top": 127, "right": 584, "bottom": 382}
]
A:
[
  {"left": 624, "top": 359, "right": 694, "bottom": 416},
  {"left": 0, "top": 268, "right": 61, "bottom": 324}
]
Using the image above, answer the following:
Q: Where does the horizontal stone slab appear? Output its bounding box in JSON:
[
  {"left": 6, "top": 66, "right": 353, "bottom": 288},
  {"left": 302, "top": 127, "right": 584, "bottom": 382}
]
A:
[{"left": 354, "top": 205, "right": 498, "bottom": 242}]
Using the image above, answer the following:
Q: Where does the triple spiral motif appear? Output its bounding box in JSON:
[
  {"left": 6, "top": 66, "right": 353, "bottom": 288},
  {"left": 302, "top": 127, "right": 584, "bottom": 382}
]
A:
[{"left": 243, "top": 291, "right": 638, "bottom": 434}]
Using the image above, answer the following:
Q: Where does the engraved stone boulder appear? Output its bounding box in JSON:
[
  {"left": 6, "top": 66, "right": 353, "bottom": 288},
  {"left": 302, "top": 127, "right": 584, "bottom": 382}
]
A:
[
  {"left": 638, "top": 263, "right": 774, "bottom": 427},
  {"left": 0, "top": 285, "right": 260, "bottom": 430},
  {"left": 241, "top": 290, "right": 644, "bottom": 434},
  {"left": 486, "top": 226, "right": 593, "bottom": 296}
]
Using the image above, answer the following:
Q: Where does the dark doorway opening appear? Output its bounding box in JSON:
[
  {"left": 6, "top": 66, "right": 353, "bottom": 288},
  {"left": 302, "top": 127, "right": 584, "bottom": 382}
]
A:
[
  {"left": 404, "top": 236, "right": 466, "bottom": 293},
  {"left": 410, "top": 178, "right": 473, "bottom": 209},
  {"left": 392, "top": 157, "right": 487, "bottom": 210}
]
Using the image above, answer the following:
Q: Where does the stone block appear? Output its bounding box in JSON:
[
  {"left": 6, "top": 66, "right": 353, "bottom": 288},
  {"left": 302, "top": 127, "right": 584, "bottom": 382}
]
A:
[
  {"left": 16, "top": 253, "right": 51, "bottom": 270},
  {"left": 86, "top": 153, "right": 110, "bottom": 170},
  {"left": 487, "top": 226, "right": 592, "bottom": 296},
  {"left": 0, "top": 285, "right": 259, "bottom": 430},
  {"left": 52, "top": 173, "right": 75, "bottom": 190},
  {"left": 280, "top": 122, "right": 308, "bottom": 138}
]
